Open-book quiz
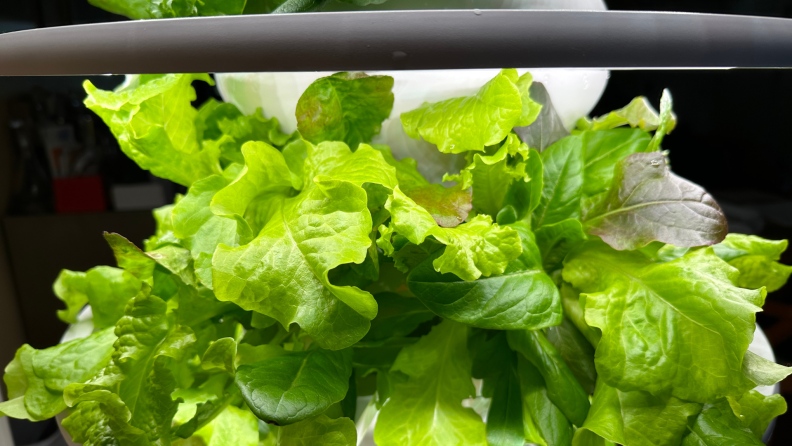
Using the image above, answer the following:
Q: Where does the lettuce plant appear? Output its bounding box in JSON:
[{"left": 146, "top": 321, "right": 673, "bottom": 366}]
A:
[{"left": 1, "top": 69, "right": 791, "bottom": 446}]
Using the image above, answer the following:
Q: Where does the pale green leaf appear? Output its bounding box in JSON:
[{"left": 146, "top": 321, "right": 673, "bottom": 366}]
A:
[{"left": 374, "top": 320, "right": 487, "bottom": 446}]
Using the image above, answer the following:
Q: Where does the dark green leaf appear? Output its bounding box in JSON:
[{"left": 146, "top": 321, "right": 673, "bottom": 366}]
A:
[
  {"left": 507, "top": 329, "right": 590, "bottom": 426},
  {"left": 545, "top": 317, "right": 597, "bottom": 394},
  {"left": 513, "top": 82, "right": 570, "bottom": 152},
  {"left": 534, "top": 219, "right": 586, "bottom": 273},
  {"left": 235, "top": 348, "right": 353, "bottom": 425},
  {"left": 532, "top": 135, "right": 584, "bottom": 229},
  {"left": 362, "top": 293, "right": 434, "bottom": 342},
  {"left": 516, "top": 355, "right": 573, "bottom": 446}
]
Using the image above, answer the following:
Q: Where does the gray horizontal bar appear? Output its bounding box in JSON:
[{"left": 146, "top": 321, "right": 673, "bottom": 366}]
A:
[{"left": 1, "top": 10, "right": 792, "bottom": 76}]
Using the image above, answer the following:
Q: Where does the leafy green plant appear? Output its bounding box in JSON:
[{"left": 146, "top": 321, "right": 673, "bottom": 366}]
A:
[{"left": 1, "top": 68, "right": 790, "bottom": 446}]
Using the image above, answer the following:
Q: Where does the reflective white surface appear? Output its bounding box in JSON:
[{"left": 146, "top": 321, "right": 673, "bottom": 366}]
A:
[{"left": 215, "top": 68, "right": 610, "bottom": 183}]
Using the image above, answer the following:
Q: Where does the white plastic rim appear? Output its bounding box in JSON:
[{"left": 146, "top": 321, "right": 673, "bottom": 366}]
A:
[
  {"left": 215, "top": 68, "right": 610, "bottom": 183},
  {"left": 214, "top": 0, "right": 610, "bottom": 182}
]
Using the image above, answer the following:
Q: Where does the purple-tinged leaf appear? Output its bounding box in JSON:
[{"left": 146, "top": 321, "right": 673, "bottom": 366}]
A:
[
  {"left": 406, "top": 184, "right": 472, "bottom": 228},
  {"left": 584, "top": 152, "right": 727, "bottom": 250}
]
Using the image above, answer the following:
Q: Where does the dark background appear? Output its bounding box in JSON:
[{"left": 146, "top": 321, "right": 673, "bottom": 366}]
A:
[{"left": 1, "top": 0, "right": 792, "bottom": 445}]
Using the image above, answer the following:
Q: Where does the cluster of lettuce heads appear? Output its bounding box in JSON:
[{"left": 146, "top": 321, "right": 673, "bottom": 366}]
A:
[{"left": 3, "top": 47, "right": 792, "bottom": 446}]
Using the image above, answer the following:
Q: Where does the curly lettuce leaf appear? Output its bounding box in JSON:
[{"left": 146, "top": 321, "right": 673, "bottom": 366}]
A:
[
  {"left": 235, "top": 348, "right": 352, "bottom": 425},
  {"left": 296, "top": 72, "right": 394, "bottom": 149},
  {"left": 581, "top": 95, "right": 677, "bottom": 133},
  {"left": 85, "top": 74, "right": 221, "bottom": 186},
  {"left": 88, "top": 0, "right": 246, "bottom": 19},
  {"left": 211, "top": 141, "right": 397, "bottom": 349},
  {"left": 400, "top": 69, "right": 523, "bottom": 154},
  {"left": 456, "top": 133, "right": 530, "bottom": 218},
  {"left": 406, "top": 222, "right": 560, "bottom": 330},
  {"left": 384, "top": 186, "right": 522, "bottom": 281},
  {"left": 584, "top": 152, "right": 727, "bottom": 251},
  {"left": 63, "top": 292, "right": 196, "bottom": 446},
  {"left": 563, "top": 240, "right": 765, "bottom": 403},
  {"left": 374, "top": 320, "right": 487, "bottom": 446},
  {"left": 54, "top": 267, "right": 143, "bottom": 329},
  {"left": 197, "top": 99, "right": 289, "bottom": 166},
  {"left": 0, "top": 329, "right": 116, "bottom": 421},
  {"left": 61, "top": 389, "right": 148, "bottom": 446}
]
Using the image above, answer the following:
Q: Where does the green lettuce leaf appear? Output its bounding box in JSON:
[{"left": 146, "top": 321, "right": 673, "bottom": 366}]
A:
[
  {"left": 172, "top": 166, "right": 244, "bottom": 280},
  {"left": 457, "top": 133, "right": 530, "bottom": 218},
  {"left": 584, "top": 152, "right": 727, "bottom": 250},
  {"left": 54, "top": 266, "right": 143, "bottom": 329},
  {"left": 202, "top": 338, "right": 237, "bottom": 375},
  {"left": 496, "top": 146, "right": 544, "bottom": 225},
  {"left": 545, "top": 316, "right": 597, "bottom": 395},
  {"left": 235, "top": 348, "right": 353, "bottom": 425},
  {"left": 581, "top": 95, "right": 677, "bottom": 133},
  {"left": 277, "top": 414, "right": 357, "bottom": 446},
  {"left": 88, "top": 0, "right": 246, "bottom": 19},
  {"left": 406, "top": 222, "right": 560, "bottom": 330},
  {"left": 362, "top": 293, "right": 434, "bottom": 342},
  {"left": 727, "top": 390, "right": 787, "bottom": 439},
  {"left": 211, "top": 141, "right": 397, "bottom": 349},
  {"left": 576, "top": 380, "right": 702, "bottom": 446},
  {"left": 507, "top": 329, "right": 590, "bottom": 426},
  {"left": 85, "top": 74, "right": 221, "bottom": 186},
  {"left": 534, "top": 218, "right": 586, "bottom": 273},
  {"left": 0, "top": 328, "right": 116, "bottom": 421},
  {"left": 189, "top": 405, "right": 259, "bottom": 446},
  {"left": 63, "top": 292, "right": 196, "bottom": 446},
  {"left": 374, "top": 320, "right": 487, "bottom": 446},
  {"left": 196, "top": 99, "right": 289, "bottom": 167},
  {"left": 719, "top": 234, "right": 792, "bottom": 292},
  {"left": 400, "top": 69, "right": 523, "bottom": 154},
  {"left": 296, "top": 72, "right": 394, "bottom": 149},
  {"left": 581, "top": 128, "right": 651, "bottom": 197},
  {"left": 741, "top": 350, "right": 792, "bottom": 388},
  {"left": 516, "top": 354, "right": 573, "bottom": 446},
  {"left": 144, "top": 201, "right": 182, "bottom": 251},
  {"left": 61, "top": 389, "right": 148, "bottom": 446},
  {"left": 470, "top": 332, "right": 524, "bottom": 446},
  {"left": 563, "top": 240, "right": 765, "bottom": 402},
  {"left": 384, "top": 186, "right": 522, "bottom": 281},
  {"left": 532, "top": 135, "right": 584, "bottom": 229},
  {"left": 682, "top": 399, "right": 764, "bottom": 446},
  {"left": 515, "top": 71, "right": 543, "bottom": 127}
]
